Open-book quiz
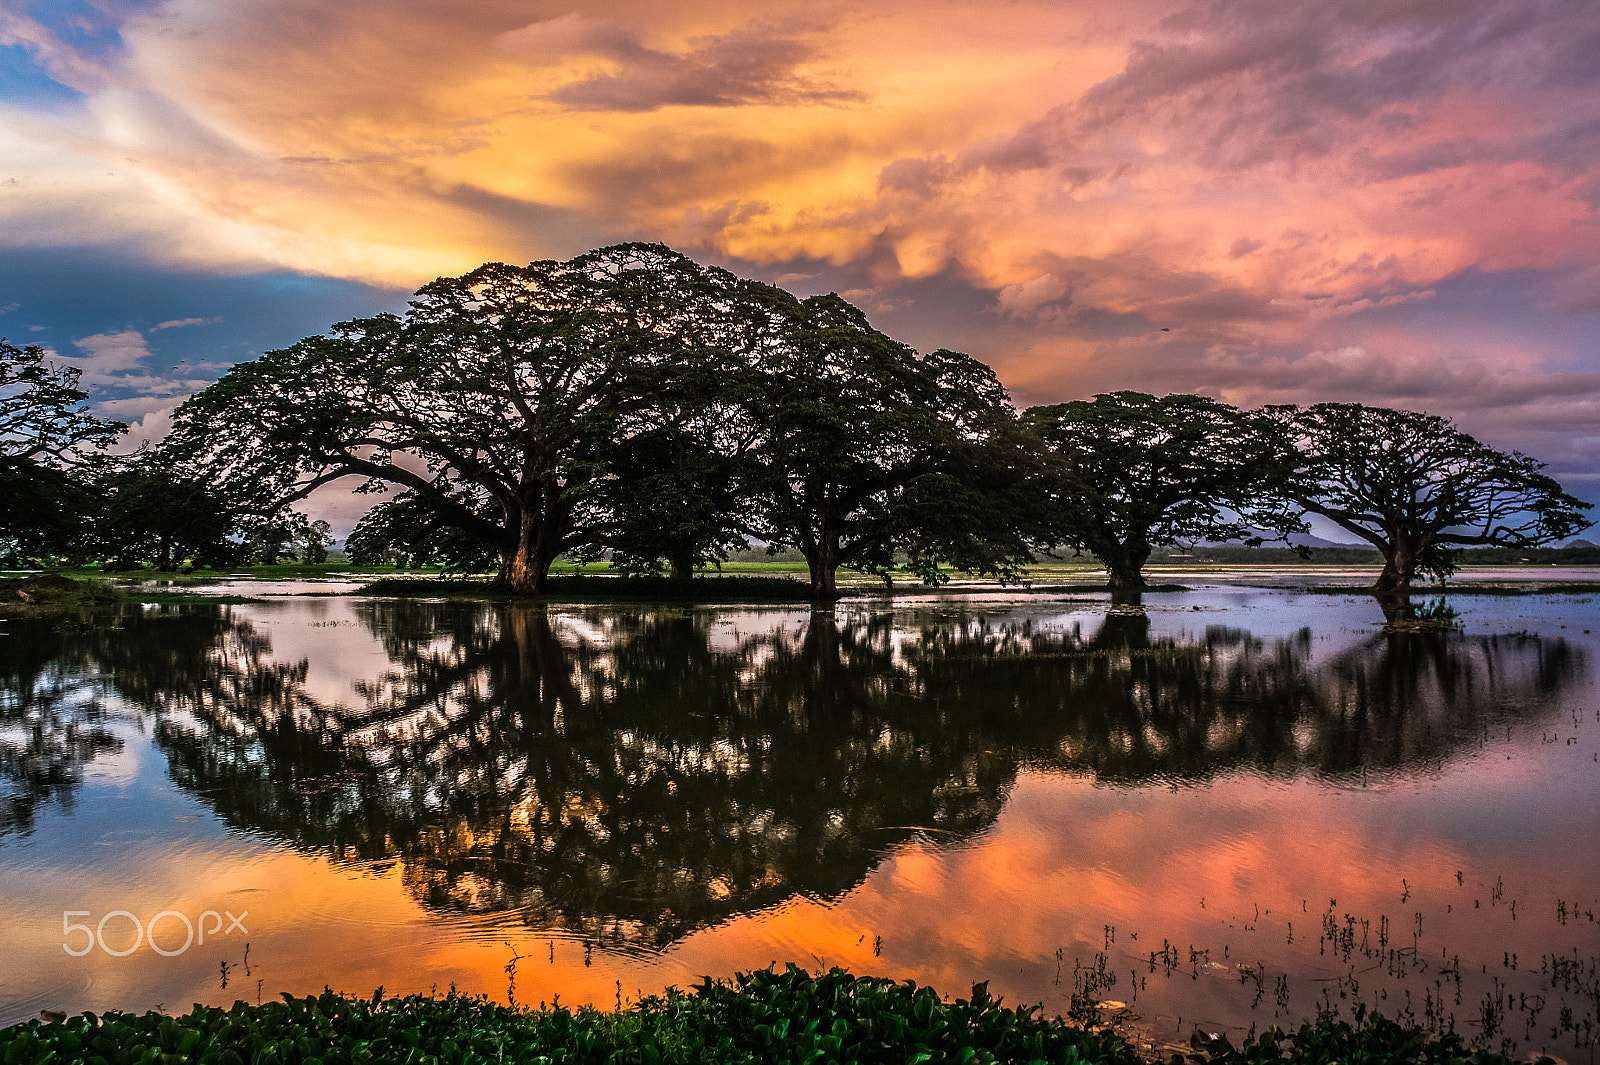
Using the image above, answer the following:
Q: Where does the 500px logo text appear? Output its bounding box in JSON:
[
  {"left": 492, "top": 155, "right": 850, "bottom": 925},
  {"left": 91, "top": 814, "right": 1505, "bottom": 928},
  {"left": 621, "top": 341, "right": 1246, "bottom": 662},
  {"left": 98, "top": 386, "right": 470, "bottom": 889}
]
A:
[{"left": 63, "top": 910, "right": 248, "bottom": 957}]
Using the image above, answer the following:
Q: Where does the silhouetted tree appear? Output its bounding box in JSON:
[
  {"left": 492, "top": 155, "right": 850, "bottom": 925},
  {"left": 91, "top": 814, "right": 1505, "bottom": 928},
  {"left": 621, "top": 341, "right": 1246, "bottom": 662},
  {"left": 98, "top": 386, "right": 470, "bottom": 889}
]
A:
[
  {"left": 96, "top": 459, "right": 239, "bottom": 569},
  {"left": 748, "top": 297, "right": 1036, "bottom": 596},
  {"left": 1266, "top": 403, "right": 1592, "bottom": 592},
  {"left": 168, "top": 244, "right": 764, "bottom": 592},
  {"left": 0, "top": 340, "right": 123, "bottom": 563},
  {"left": 1022, "top": 392, "right": 1301, "bottom": 592}
]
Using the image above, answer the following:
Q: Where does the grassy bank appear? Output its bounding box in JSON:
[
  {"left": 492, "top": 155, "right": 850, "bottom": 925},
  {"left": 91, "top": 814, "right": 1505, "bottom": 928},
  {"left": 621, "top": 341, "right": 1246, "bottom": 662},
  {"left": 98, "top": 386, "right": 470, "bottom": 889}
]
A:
[
  {"left": 355, "top": 573, "right": 825, "bottom": 603},
  {"left": 0, "top": 573, "right": 123, "bottom": 610},
  {"left": 0, "top": 968, "right": 1547, "bottom": 1065}
]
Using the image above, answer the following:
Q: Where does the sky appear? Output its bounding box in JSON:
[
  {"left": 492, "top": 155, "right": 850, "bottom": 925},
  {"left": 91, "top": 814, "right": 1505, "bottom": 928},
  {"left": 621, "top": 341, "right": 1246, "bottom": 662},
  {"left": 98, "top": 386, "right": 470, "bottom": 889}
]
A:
[{"left": 3, "top": 0, "right": 1599, "bottom": 531}]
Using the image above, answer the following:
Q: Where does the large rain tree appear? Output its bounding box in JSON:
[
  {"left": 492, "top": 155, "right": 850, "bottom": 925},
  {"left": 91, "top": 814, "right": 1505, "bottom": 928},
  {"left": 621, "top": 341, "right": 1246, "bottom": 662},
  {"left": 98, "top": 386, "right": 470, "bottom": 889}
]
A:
[
  {"left": 747, "top": 294, "right": 1039, "bottom": 597},
  {"left": 169, "top": 244, "right": 760, "bottom": 593},
  {"left": 1021, "top": 392, "right": 1302, "bottom": 594},
  {"left": 1267, "top": 402, "right": 1592, "bottom": 592},
  {"left": 1, "top": 340, "right": 124, "bottom": 562},
  {"left": 578, "top": 345, "right": 766, "bottom": 579}
]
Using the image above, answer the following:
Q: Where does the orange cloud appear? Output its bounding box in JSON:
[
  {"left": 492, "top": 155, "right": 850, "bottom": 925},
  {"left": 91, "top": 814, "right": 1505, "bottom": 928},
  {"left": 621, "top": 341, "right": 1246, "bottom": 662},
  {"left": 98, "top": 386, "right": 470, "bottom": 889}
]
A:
[{"left": 4, "top": 0, "right": 1600, "bottom": 485}]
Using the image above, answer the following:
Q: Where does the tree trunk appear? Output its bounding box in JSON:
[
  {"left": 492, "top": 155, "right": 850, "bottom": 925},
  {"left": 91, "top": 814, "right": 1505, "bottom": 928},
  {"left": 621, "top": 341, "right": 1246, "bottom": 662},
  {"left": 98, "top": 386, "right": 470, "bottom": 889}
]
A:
[
  {"left": 1374, "top": 538, "right": 1418, "bottom": 594},
  {"left": 1103, "top": 538, "right": 1151, "bottom": 594},
  {"left": 499, "top": 507, "right": 558, "bottom": 594},
  {"left": 805, "top": 535, "right": 839, "bottom": 599},
  {"left": 668, "top": 549, "right": 694, "bottom": 581}
]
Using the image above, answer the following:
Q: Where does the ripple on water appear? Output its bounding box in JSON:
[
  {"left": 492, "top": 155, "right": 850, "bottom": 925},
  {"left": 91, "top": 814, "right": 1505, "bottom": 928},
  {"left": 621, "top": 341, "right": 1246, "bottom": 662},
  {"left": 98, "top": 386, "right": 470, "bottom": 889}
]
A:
[{"left": 0, "top": 972, "right": 94, "bottom": 1029}]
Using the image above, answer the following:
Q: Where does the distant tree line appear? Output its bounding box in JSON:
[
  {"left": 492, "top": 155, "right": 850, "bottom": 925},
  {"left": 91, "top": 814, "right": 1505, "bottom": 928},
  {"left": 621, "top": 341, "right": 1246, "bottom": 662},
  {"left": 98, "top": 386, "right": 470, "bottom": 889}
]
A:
[{"left": 3, "top": 243, "right": 1591, "bottom": 594}]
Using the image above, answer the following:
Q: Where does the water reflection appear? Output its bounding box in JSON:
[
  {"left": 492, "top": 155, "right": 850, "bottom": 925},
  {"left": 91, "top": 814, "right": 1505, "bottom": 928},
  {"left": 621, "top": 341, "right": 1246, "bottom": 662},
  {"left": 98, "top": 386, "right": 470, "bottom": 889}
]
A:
[
  {"left": 1, "top": 615, "right": 123, "bottom": 836},
  {"left": 155, "top": 602, "right": 1015, "bottom": 948},
  {"left": 1, "top": 602, "right": 1584, "bottom": 951}
]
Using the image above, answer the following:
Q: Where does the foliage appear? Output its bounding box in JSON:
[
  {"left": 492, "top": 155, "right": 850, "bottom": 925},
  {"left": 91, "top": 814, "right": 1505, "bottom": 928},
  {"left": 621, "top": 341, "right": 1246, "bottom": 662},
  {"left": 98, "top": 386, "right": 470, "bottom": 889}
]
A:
[
  {"left": 0, "top": 340, "right": 124, "bottom": 564},
  {"left": 1267, "top": 403, "right": 1593, "bottom": 592},
  {"left": 0, "top": 340, "right": 123, "bottom": 466},
  {"left": 1186, "top": 1003, "right": 1549, "bottom": 1064},
  {"left": 0, "top": 457, "right": 100, "bottom": 564},
  {"left": 0, "top": 989, "right": 547, "bottom": 1065},
  {"left": 166, "top": 244, "right": 761, "bottom": 593},
  {"left": 749, "top": 296, "right": 1036, "bottom": 596},
  {"left": 95, "top": 461, "right": 240, "bottom": 570},
  {"left": 1022, "top": 393, "right": 1303, "bottom": 590},
  {"left": 167, "top": 245, "right": 1037, "bottom": 597},
  {"left": 634, "top": 966, "right": 1140, "bottom": 1065},
  {"left": 0, "top": 970, "right": 1547, "bottom": 1065},
  {"left": 0, "top": 969, "right": 1139, "bottom": 1065},
  {"left": 345, "top": 489, "right": 502, "bottom": 570},
  {"left": 579, "top": 348, "right": 764, "bottom": 579},
  {"left": 245, "top": 511, "right": 333, "bottom": 565}
]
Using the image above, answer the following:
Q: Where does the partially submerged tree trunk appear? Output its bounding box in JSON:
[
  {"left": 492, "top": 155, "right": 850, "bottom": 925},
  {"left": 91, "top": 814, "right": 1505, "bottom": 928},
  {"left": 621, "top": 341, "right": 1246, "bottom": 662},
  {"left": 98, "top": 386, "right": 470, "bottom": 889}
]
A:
[
  {"left": 1102, "top": 537, "right": 1152, "bottom": 597},
  {"left": 1374, "top": 532, "right": 1423, "bottom": 594},
  {"left": 803, "top": 530, "right": 840, "bottom": 599}
]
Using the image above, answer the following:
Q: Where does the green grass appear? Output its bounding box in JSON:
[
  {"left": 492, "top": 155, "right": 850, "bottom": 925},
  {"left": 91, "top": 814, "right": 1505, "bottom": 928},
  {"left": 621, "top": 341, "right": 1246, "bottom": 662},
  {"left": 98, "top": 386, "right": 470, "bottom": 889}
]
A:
[
  {"left": 0, "top": 573, "right": 124, "bottom": 610},
  {"left": 41, "top": 563, "right": 443, "bottom": 582},
  {"left": 0, "top": 967, "right": 1545, "bottom": 1065},
  {"left": 355, "top": 574, "right": 822, "bottom": 603}
]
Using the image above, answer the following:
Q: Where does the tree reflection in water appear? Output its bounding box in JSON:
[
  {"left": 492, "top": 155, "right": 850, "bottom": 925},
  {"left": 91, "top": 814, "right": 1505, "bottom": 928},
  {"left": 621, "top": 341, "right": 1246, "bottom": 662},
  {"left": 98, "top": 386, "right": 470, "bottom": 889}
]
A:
[
  {"left": 1, "top": 600, "right": 1584, "bottom": 949},
  {"left": 1, "top": 604, "right": 293, "bottom": 837}
]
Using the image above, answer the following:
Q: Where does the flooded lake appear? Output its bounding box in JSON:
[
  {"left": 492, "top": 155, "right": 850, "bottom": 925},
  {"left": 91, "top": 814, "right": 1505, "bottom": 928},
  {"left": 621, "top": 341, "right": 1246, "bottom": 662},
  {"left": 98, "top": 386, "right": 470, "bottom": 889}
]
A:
[{"left": 3, "top": 577, "right": 1598, "bottom": 1060}]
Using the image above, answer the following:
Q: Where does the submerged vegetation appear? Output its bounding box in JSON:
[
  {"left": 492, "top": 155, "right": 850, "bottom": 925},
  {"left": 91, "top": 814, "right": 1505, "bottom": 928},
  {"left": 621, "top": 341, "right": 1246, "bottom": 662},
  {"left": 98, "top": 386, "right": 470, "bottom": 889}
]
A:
[{"left": 0, "top": 967, "right": 1551, "bottom": 1065}]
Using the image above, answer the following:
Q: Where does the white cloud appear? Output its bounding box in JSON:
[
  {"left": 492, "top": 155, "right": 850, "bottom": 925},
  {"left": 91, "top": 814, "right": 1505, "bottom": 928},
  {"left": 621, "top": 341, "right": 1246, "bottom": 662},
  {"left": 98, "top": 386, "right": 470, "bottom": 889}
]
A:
[
  {"left": 67, "top": 328, "right": 153, "bottom": 383},
  {"left": 151, "top": 316, "right": 221, "bottom": 330},
  {"left": 106, "top": 402, "right": 176, "bottom": 454},
  {"left": 59, "top": 330, "right": 204, "bottom": 412}
]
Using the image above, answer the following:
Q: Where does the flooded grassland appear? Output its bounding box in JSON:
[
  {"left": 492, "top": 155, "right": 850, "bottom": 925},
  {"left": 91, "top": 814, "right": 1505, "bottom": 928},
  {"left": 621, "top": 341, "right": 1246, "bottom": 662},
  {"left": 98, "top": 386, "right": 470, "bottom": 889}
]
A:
[{"left": 2, "top": 577, "right": 1597, "bottom": 1060}]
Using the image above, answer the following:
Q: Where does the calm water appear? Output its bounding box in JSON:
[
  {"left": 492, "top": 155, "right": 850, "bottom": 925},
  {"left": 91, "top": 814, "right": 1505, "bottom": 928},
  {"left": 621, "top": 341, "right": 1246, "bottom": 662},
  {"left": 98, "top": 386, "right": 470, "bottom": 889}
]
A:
[{"left": 3, "top": 580, "right": 1598, "bottom": 1060}]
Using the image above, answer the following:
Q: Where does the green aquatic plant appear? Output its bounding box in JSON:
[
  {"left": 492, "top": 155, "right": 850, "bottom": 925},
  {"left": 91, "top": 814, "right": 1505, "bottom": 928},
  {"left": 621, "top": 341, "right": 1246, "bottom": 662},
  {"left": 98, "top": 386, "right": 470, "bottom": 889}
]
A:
[
  {"left": 0, "top": 968, "right": 1560, "bottom": 1065},
  {"left": 0, "top": 968, "right": 1139, "bottom": 1065},
  {"left": 1186, "top": 1002, "right": 1555, "bottom": 1064}
]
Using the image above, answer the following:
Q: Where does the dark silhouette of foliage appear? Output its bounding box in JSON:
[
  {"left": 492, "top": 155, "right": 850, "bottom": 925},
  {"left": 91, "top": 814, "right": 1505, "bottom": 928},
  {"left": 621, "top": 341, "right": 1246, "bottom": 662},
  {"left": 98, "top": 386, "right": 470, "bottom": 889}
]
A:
[
  {"left": 345, "top": 487, "right": 503, "bottom": 570},
  {"left": 0, "top": 340, "right": 124, "bottom": 563},
  {"left": 748, "top": 296, "right": 1035, "bottom": 596},
  {"left": 168, "top": 243, "right": 760, "bottom": 592},
  {"left": 95, "top": 460, "right": 240, "bottom": 569},
  {"left": 1267, "top": 403, "right": 1593, "bottom": 591},
  {"left": 1022, "top": 392, "right": 1302, "bottom": 591}
]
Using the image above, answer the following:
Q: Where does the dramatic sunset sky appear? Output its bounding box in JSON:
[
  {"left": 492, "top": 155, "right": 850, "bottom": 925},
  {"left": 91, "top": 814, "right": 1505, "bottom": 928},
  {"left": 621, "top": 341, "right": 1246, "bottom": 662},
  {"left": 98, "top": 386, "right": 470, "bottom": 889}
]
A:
[{"left": 4, "top": 0, "right": 1599, "bottom": 527}]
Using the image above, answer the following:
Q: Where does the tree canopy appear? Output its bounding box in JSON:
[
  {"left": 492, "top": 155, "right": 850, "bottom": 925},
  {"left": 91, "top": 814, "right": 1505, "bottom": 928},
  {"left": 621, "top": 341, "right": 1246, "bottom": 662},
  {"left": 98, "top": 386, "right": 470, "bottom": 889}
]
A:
[
  {"left": 1021, "top": 392, "right": 1302, "bottom": 591},
  {"left": 1, "top": 340, "right": 124, "bottom": 563},
  {"left": 169, "top": 244, "right": 1035, "bottom": 595},
  {"left": 169, "top": 244, "right": 764, "bottom": 591},
  {"left": 13, "top": 243, "right": 1587, "bottom": 595},
  {"left": 746, "top": 295, "right": 1035, "bottom": 596},
  {"left": 1268, "top": 402, "right": 1593, "bottom": 591}
]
